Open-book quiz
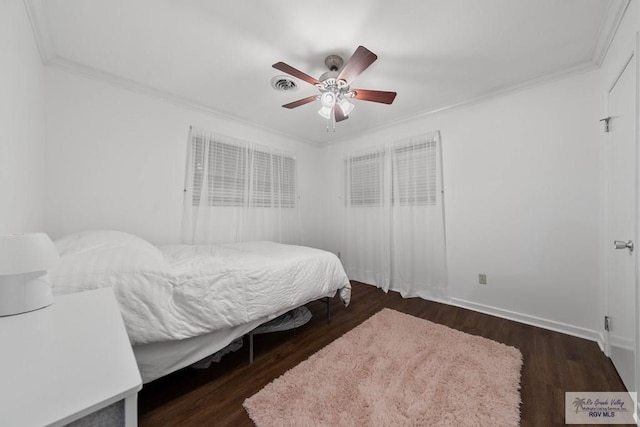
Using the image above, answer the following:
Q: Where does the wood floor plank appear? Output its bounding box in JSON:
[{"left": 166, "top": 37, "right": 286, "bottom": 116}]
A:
[{"left": 139, "top": 281, "right": 625, "bottom": 426}]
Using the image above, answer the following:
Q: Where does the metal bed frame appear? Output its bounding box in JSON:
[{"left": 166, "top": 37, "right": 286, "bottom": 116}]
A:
[{"left": 248, "top": 296, "right": 331, "bottom": 363}]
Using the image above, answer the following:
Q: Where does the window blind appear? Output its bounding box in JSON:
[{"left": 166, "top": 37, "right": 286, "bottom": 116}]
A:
[
  {"left": 347, "top": 151, "right": 384, "bottom": 206},
  {"left": 345, "top": 136, "right": 437, "bottom": 207},
  {"left": 191, "top": 136, "right": 296, "bottom": 208},
  {"left": 393, "top": 140, "right": 437, "bottom": 206}
]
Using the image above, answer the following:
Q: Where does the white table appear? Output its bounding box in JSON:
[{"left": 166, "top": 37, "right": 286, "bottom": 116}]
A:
[{"left": 0, "top": 288, "right": 142, "bottom": 426}]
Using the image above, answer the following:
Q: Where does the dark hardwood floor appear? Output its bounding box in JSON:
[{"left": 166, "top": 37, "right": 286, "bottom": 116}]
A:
[{"left": 139, "top": 281, "right": 626, "bottom": 427}]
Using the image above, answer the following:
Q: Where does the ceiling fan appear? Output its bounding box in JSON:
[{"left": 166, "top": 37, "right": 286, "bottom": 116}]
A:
[{"left": 273, "top": 46, "right": 397, "bottom": 128}]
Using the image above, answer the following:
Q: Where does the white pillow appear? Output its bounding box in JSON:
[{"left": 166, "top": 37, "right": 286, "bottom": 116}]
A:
[
  {"left": 54, "top": 230, "right": 164, "bottom": 260},
  {"left": 50, "top": 230, "right": 172, "bottom": 294}
]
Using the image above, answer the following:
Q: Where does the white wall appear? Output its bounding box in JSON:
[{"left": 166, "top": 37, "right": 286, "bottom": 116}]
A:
[
  {"left": 321, "top": 69, "right": 602, "bottom": 338},
  {"left": 0, "top": 0, "right": 46, "bottom": 234},
  {"left": 44, "top": 68, "right": 324, "bottom": 246}
]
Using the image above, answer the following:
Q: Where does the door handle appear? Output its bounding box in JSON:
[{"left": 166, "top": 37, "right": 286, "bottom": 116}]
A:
[{"left": 614, "top": 240, "right": 634, "bottom": 252}]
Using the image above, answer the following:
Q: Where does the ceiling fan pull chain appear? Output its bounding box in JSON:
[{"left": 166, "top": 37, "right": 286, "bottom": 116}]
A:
[{"left": 325, "top": 110, "right": 336, "bottom": 133}]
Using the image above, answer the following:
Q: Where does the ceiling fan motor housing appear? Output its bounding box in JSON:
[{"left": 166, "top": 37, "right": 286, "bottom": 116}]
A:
[{"left": 318, "top": 77, "right": 352, "bottom": 100}]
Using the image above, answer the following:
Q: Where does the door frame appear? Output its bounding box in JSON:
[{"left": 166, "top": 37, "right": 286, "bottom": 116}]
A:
[{"left": 634, "top": 32, "right": 640, "bottom": 418}]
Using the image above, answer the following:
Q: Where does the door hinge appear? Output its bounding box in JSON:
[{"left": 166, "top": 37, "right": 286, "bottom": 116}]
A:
[
  {"left": 605, "top": 315, "right": 611, "bottom": 332},
  {"left": 600, "top": 117, "right": 611, "bottom": 133}
]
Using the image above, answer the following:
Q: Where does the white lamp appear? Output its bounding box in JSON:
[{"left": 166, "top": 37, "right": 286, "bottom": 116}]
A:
[{"left": 0, "top": 233, "right": 59, "bottom": 316}]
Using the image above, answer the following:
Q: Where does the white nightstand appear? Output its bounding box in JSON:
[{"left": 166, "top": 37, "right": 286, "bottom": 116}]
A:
[{"left": 0, "top": 288, "right": 142, "bottom": 426}]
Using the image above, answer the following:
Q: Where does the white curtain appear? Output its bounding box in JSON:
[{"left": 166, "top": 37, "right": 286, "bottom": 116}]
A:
[
  {"left": 344, "top": 131, "right": 447, "bottom": 301},
  {"left": 181, "top": 127, "right": 301, "bottom": 245}
]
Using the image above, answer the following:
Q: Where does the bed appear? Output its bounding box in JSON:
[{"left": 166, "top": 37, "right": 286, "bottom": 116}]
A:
[{"left": 50, "top": 230, "right": 351, "bottom": 382}]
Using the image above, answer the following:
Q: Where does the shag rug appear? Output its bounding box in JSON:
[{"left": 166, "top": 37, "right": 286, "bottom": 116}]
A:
[{"left": 243, "top": 308, "right": 522, "bottom": 427}]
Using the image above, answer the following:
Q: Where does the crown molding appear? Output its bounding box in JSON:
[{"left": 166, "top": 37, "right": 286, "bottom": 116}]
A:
[
  {"left": 324, "top": 60, "right": 598, "bottom": 147},
  {"left": 592, "top": 0, "right": 631, "bottom": 66},
  {"left": 48, "top": 57, "right": 322, "bottom": 148},
  {"left": 23, "top": 0, "right": 55, "bottom": 63}
]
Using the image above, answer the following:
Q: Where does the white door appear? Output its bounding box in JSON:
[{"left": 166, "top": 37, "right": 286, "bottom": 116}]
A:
[{"left": 605, "top": 49, "right": 637, "bottom": 395}]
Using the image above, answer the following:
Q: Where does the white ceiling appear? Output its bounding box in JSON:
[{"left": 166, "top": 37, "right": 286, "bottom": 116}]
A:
[{"left": 27, "top": 0, "right": 624, "bottom": 145}]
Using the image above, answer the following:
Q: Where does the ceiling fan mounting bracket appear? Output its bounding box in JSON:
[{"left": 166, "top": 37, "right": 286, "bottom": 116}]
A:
[{"left": 324, "top": 54, "right": 344, "bottom": 72}]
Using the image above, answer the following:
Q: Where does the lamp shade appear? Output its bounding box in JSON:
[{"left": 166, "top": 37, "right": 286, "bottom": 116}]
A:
[
  {"left": 0, "top": 233, "right": 58, "bottom": 316},
  {"left": 318, "top": 106, "right": 333, "bottom": 119},
  {"left": 0, "top": 233, "right": 59, "bottom": 275},
  {"left": 338, "top": 98, "right": 355, "bottom": 116}
]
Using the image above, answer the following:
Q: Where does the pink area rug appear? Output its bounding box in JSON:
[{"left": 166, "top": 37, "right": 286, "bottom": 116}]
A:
[{"left": 244, "top": 308, "right": 522, "bottom": 426}]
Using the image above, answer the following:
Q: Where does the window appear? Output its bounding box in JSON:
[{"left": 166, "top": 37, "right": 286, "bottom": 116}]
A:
[
  {"left": 345, "top": 136, "right": 437, "bottom": 207},
  {"left": 346, "top": 151, "right": 384, "bottom": 206},
  {"left": 191, "top": 136, "right": 296, "bottom": 208},
  {"left": 250, "top": 150, "right": 297, "bottom": 208},
  {"left": 392, "top": 140, "right": 437, "bottom": 206}
]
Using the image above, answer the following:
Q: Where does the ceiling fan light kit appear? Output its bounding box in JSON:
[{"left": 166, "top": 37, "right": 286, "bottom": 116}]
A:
[{"left": 272, "top": 46, "right": 397, "bottom": 132}]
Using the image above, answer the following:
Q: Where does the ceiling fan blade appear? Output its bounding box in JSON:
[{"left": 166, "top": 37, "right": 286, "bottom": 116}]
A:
[
  {"left": 337, "top": 46, "right": 378, "bottom": 84},
  {"left": 352, "top": 89, "right": 397, "bottom": 104},
  {"left": 282, "top": 95, "right": 318, "bottom": 109},
  {"left": 273, "top": 62, "right": 321, "bottom": 86},
  {"left": 334, "top": 105, "right": 349, "bottom": 122}
]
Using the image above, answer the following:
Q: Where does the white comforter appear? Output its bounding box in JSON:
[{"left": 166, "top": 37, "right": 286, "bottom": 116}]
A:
[{"left": 51, "top": 231, "right": 351, "bottom": 346}]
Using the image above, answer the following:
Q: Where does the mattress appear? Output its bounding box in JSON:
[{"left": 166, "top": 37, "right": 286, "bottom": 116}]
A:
[{"left": 51, "top": 230, "right": 351, "bottom": 347}]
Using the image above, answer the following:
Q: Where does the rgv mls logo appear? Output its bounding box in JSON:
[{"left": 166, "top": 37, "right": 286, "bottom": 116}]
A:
[
  {"left": 572, "top": 397, "right": 587, "bottom": 413},
  {"left": 565, "top": 392, "right": 636, "bottom": 424}
]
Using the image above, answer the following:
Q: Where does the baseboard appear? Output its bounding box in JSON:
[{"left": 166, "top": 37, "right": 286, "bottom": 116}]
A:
[{"left": 450, "top": 297, "right": 605, "bottom": 349}]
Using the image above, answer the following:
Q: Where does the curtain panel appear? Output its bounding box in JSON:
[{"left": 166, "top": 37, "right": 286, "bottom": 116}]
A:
[
  {"left": 181, "top": 127, "right": 301, "bottom": 245},
  {"left": 343, "top": 131, "right": 448, "bottom": 301}
]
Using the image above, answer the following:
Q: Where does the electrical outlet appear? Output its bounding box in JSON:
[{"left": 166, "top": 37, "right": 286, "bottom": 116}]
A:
[{"left": 478, "top": 274, "right": 487, "bottom": 285}]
